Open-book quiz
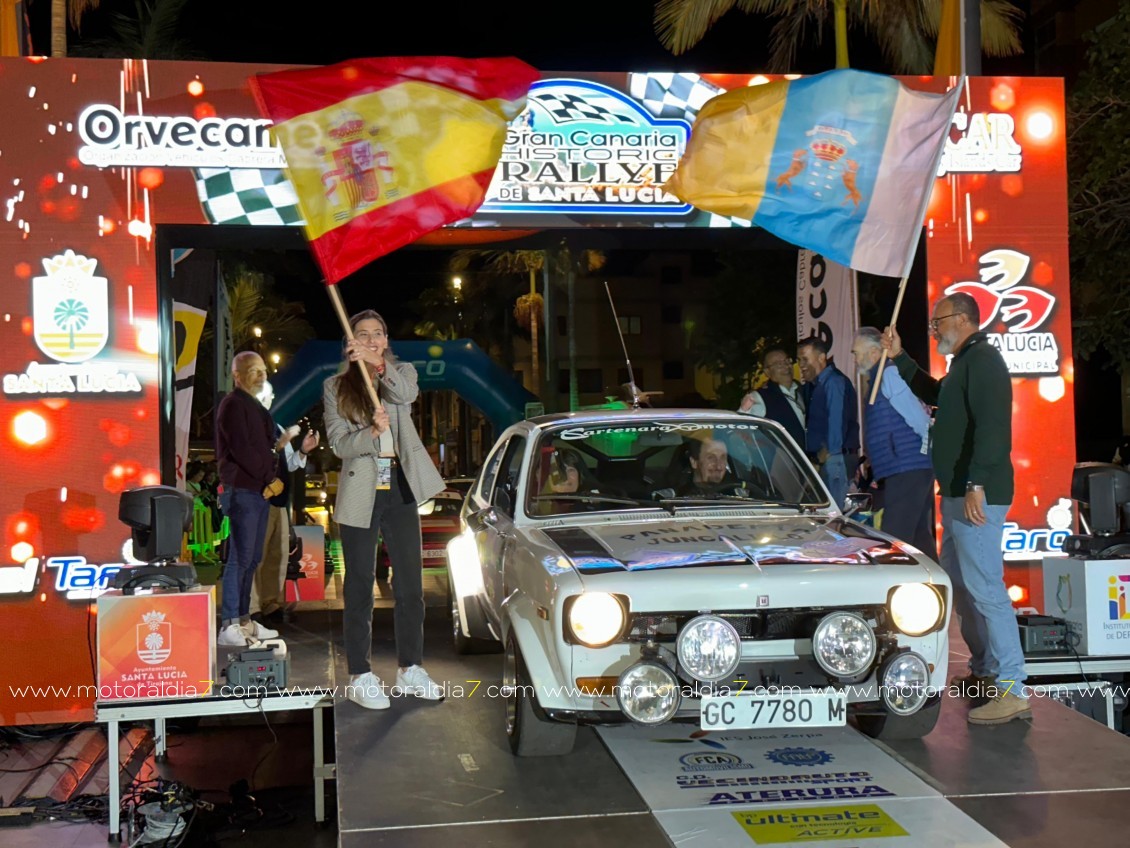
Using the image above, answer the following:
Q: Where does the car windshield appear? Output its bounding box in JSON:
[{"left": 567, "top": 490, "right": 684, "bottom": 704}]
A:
[{"left": 525, "top": 417, "right": 827, "bottom": 517}]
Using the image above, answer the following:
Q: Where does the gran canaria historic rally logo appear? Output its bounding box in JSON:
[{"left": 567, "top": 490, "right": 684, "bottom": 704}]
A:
[{"left": 3, "top": 250, "right": 143, "bottom": 396}]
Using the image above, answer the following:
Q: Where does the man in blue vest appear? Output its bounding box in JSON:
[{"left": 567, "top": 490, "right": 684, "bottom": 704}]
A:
[
  {"left": 797, "top": 337, "right": 860, "bottom": 509},
  {"left": 851, "top": 328, "right": 936, "bottom": 558},
  {"left": 739, "top": 347, "right": 806, "bottom": 449}
]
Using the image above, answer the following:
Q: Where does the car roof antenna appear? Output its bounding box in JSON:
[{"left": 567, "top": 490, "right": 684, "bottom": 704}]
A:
[{"left": 604, "top": 281, "right": 642, "bottom": 410}]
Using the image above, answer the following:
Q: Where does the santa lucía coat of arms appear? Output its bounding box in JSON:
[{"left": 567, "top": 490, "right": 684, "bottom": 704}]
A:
[{"left": 32, "top": 250, "right": 109, "bottom": 363}]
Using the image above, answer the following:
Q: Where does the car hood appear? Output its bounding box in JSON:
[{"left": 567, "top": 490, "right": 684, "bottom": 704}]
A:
[{"left": 539, "top": 514, "right": 925, "bottom": 574}]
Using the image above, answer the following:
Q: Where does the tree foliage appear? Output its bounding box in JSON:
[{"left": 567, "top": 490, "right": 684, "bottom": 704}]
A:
[
  {"left": 694, "top": 250, "right": 797, "bottom": 409},
  {"left": 653, "top": 0, "right": 1022, "bottom": 73},
  {"left": 1068, "top": 0, "right": 1130, "bottom": 372},
  {"left": 68, "top": 0, "right": 203, "bottom": 59}
]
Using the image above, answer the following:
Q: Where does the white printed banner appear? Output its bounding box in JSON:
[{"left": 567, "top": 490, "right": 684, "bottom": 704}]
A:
[
  {"left": 595, "top": 725, "right": 938, "bottom": 811},
  {"left": 796, "top": 250, "right": 859, "bottom": 388}
]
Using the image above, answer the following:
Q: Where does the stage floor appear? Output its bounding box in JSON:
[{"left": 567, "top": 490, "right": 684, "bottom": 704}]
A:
[
  {"left": 7, "top": 577, "right": 1130, "bottom": 847},
  {"left": 333, "top": 601, "right": 1130, "bottom": 848}
]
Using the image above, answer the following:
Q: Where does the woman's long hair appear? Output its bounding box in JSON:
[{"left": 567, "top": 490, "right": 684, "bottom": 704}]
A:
[{"left": 335, "top": 310, "right": 398, "bottom": 425}]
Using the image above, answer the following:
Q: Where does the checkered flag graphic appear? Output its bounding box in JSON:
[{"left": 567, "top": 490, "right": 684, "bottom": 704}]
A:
[
  {"left": 629, "top": 72, "right": 751, "bottom": 229},
  {"left": 193, "top": 168, "right": 305, "bottom": 227},
  {"left": 629, "top": 72, "right": 724, "bottom": 124},
  {"left": 531, "top": 92, "right": 635, "bottom": 125}
]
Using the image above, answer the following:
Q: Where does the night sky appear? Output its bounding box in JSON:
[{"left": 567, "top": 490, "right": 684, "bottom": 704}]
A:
[{"left": 36, "top": 0, "right": 1036, "bottom": 74}]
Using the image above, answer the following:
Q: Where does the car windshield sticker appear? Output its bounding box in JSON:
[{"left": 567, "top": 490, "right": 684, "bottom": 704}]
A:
[{"left": 559, "top": 421, "right": 763, "bottom": 440}]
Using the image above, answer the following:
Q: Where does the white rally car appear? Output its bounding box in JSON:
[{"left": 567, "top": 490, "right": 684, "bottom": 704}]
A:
[{"left": 447, "top": 410, "right": 951, "bottom": 756}]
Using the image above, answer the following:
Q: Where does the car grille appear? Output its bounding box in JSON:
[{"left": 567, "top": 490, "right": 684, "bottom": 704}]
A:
[{"left": 627, "top": 607, "right": 884, "bottom": 642}]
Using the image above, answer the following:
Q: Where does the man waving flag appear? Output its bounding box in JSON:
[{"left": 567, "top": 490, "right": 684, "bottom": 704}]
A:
[
  {"left": 250, "top": 56, "right": 538, "bottom": 284},
  {"left": 665, "top": 69, "right": 961, "bottom": 279}
]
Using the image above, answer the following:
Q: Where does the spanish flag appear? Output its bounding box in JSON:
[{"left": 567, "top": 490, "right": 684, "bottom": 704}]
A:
[
  {"left": 665, "top": 70, "right": 960, "bottom": 278},
  {"left": 251, "top": 57, "right": 538, "bottom": 284}
]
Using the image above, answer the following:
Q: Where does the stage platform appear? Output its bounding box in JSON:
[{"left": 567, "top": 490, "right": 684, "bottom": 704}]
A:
[
  {"left": 8, "top": 574, "right": 1130, "bottom": 848},
  {"left": 333, "top": 601, "right": 1130, "bottom": 848}
]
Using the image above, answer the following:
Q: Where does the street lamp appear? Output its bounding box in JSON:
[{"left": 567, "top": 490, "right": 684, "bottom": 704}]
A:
[{"left": 252, "top": 326, "right": 263, "bottom": 338}]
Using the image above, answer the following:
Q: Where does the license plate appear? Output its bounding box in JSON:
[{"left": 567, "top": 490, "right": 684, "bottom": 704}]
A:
[
  {"left": 422, "top": 549, "right": 447, "bottom": 559},
  {"left": 700, "top": 690, "right": 847, "bottom": 730}
]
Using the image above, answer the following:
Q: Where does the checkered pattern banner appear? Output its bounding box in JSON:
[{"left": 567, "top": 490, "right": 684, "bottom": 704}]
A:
[
  {"left": 629, "top": 72, "right": 724, "bottom": 123},
  {"left": 193, "top": 168, "right": 305, "bottom": 226},
  {"left": 629, "top": 72, "right": 751, "bottom": 229},
  {"left": 531, "top": 91, "right": 636, "bottom": 125}
]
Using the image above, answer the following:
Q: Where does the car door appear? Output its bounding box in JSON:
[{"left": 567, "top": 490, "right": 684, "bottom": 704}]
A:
[{"left": 478, "top": 435, "right": 526, "bottom": 623}]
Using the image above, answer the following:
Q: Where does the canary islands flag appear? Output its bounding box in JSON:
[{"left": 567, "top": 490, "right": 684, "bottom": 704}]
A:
[
  {"left": 665, "top": 70, "right": 961, "bottom": 278},
  {"left": 250, "top": 57, "right": 539, "bottom": 284}
]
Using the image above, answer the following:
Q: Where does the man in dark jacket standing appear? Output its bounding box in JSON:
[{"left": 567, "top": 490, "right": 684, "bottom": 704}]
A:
[
  {"left": 797, "top": 337, "right": 860, "bottom": 510},
  {"left": 884, "top": 293, "right": 1028, "bottom": 725},
  {"left": 739, "top": 346, "right": 806, "bottom": 449},
  {"left": 215, "top": 352, "right": 282, "bottom": 647}
]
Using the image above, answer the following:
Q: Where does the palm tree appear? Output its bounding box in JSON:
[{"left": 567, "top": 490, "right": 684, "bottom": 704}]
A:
[
  {"left": 191, "top": 264, "right": 315, "bottom": 438},
  {"left": 49, "top": 0, "right": 101, "bottom": 58},
  {"left": 653, "top": 0, "right": 1023, "bottom": 73},
  {"left": 552, "top": 246, "right": 606, "bottom": 412},
  {"left": 68, "top": 0, "right": 203, "bottom": 59},
  {"left": 447, "top": 248, "right": 549, "bottom": 388},
  {"left": 449, "top": 250, "right": 547, "bottom": 393}
]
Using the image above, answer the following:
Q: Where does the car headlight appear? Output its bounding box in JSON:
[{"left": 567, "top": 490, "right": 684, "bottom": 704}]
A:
[
  {"left": 889, "top": 583, "right": 944, "bottom": 637},
  {"left": 880, "top": 651, "right": 930, "bottom": 715},
  {"left": 676, "top": 615, "right": 741, "bottom": 682},
  {"left": 617, "top": 661, "right": 681, "bottom": 725},
  {"left": 566, "top": 593, "right": 627, "bottom": 647},
  {"left": 812, "top": 612, "right": 877, "bottom": 678},
  {"left": 446, "top": 530, "right": 484, "bottom": 596}
]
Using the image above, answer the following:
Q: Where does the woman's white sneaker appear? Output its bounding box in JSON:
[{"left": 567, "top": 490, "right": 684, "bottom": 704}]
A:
[
  {"left": 348, "top": 672, "right": 390, "bottom": 710},
  {"left": 217, "top": 623, "right": 250, "bottom": 647},
  {"left": 395, "top": 665, "right": 444, "bottom": 700}
]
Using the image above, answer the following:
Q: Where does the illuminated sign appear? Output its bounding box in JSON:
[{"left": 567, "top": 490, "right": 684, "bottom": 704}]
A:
[
  {"left": 77, "top": 104, "right": 284, "bottom": 169},
  {"left": 481, "top": 79, "right": 691, "bottom": 215},
  {"left": 945, "top": 248, "right": 1059, "bottom": 375},
  {"left": 938, "top": 112, "right": 1022, "bottom": 175},
  {"left": 46, "top": 555, "right": 123, "bottom": 600},
  {"left": 2, "top": 251, "right": 143, "bottom": 396},
  {"left": 1002, "top": 499, "right": 1072, "bottom": 561}
]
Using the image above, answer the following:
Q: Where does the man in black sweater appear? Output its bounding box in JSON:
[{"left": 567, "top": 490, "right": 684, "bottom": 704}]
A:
[
  {"left": 215, "top": 352, "right": 282, "bottom": 647},
  {"left": 884, "top": 293, "right": 1029, "bottom": 726}
]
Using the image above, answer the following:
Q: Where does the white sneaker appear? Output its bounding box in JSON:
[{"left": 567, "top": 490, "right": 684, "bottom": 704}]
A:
[
  {"left": 396, "top": 665, "right": 444, "bottom": 700},
  {"left": 217, "top": 623, "right": 250, "bottom": 647},
  {"left": 347, "top": 672, "right": 391, "bottom": 710},
  {"left": 243, "top": 620, "right": 278, "bottom": 640}
]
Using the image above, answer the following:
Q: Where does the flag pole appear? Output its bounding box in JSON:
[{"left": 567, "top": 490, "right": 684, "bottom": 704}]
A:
[
  {"left": 326, "top": 282, "right": 383, "bottom": 412},
  {"left": 868, "top": 75, "right": 966, "bottom": 405},
  {"left": 868, "top": 275, "right": 908, "bottom": 404}
]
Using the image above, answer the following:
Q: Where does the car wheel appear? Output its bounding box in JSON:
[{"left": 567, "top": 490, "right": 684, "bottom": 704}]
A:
[
  {"left": 503, "top": 633, "right": 576, "bottom": 757},
  {"left": 854, "top": 699, "right": 941, "bottom": 741}
]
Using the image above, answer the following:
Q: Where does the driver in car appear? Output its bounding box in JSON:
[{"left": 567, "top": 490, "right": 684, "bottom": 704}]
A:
[{"left": 679, "top": 437, "right": 744, "bottom": 497}]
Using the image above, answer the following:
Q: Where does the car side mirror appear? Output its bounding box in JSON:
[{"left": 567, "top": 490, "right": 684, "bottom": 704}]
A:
[
  {"left": 843, "top": 492, "right": 873, "bottom": 517},
  {"left": 466, "top": 507, "right": 498, "bottom": 533}
]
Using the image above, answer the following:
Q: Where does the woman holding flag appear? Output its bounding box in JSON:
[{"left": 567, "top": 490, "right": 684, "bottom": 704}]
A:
[{"left": 323, "top": 310, "right": 447, "bottom": 710}]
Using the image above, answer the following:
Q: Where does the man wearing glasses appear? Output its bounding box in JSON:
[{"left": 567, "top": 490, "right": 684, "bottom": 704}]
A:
[
  {"left": 739, "top": 346, "right": 806, "bottom": 450},
  {"left": 215, "top": 351, "right": 284, "bottom": 647},
  {"left": 883, "top": 292, "right": 1028, "bottom": 726}
]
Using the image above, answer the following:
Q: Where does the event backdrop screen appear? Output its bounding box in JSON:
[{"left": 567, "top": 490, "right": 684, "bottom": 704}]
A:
[{"left": 0, "top": 59, "right": 1073, "bottom": 723}]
